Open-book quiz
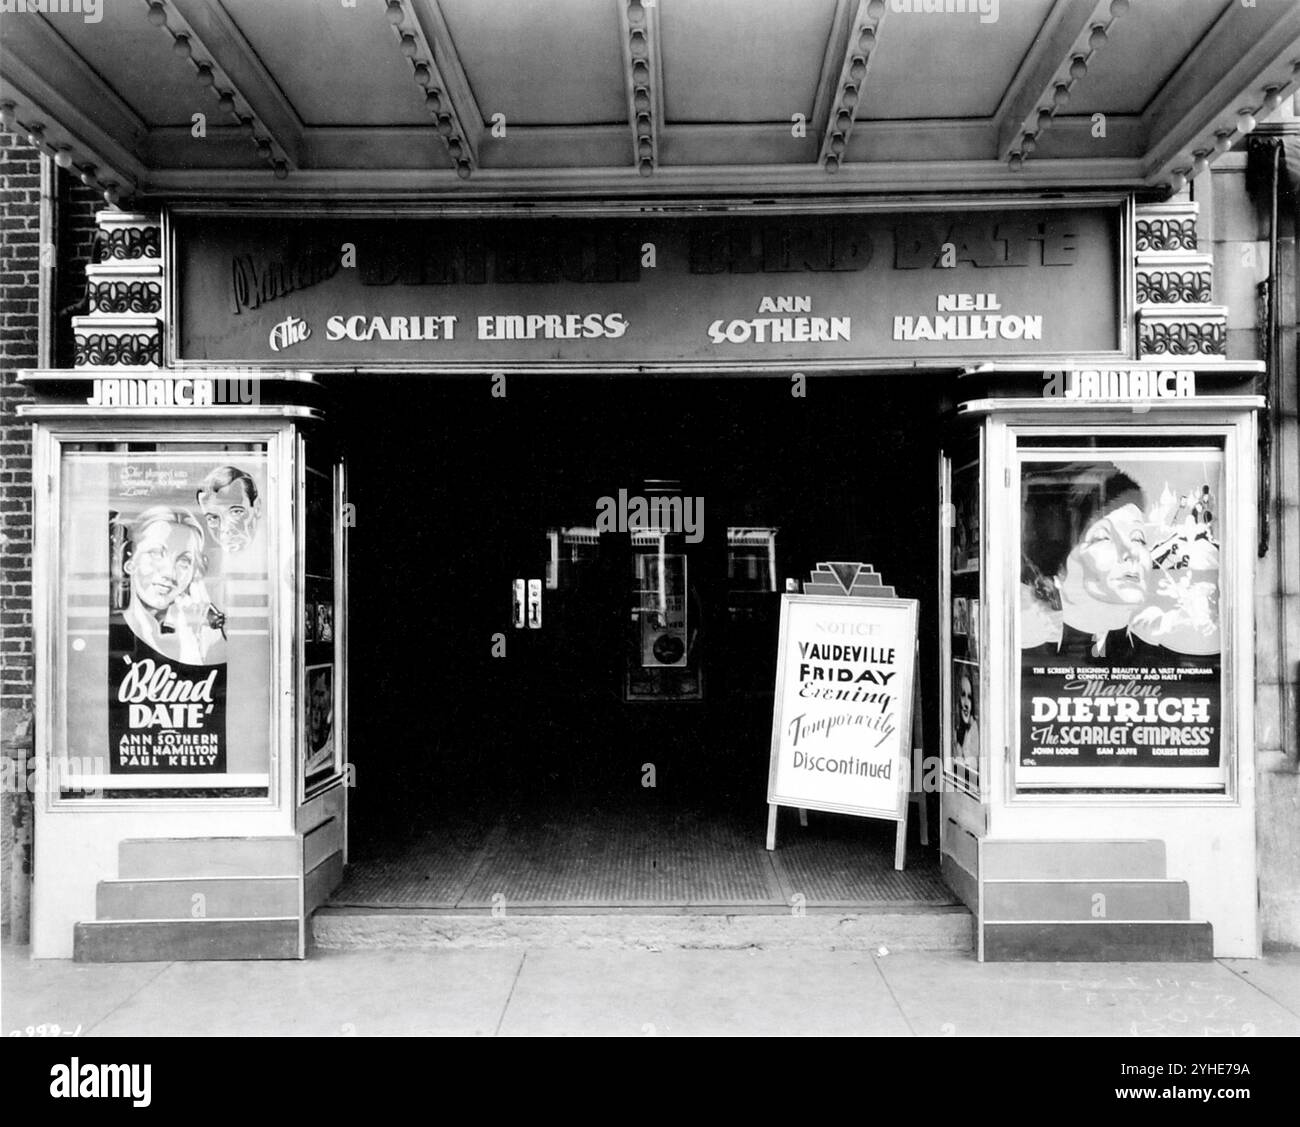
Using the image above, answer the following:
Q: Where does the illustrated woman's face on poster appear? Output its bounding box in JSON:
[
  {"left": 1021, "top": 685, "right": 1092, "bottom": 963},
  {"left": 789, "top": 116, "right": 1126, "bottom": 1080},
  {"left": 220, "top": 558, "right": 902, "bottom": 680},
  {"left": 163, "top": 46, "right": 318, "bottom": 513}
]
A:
[
  {"left": 1068, "top": 501, "right": 1151, "bottom": 606},
  {"left": 126, "top": 517, "right": 204, "bottom": 611},
  {"left": 957, "top": 670, "right": 974, "bottom": 725},
  {"left": 197, "top": 468, "right": 261, "bottom": 554}
]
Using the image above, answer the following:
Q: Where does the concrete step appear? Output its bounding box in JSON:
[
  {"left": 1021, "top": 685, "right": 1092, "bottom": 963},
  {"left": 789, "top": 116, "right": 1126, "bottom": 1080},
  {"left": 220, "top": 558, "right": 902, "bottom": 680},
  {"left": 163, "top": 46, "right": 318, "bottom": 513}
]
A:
[
  {"left": 118, "top": 837, "right": 299, "bottom": 879},
  {"left": 983, "top": 920, "right": 1213, "bottom": 962},
  {"left": 983, "top": 879, "right": 1189, "bottom": 922},
  {"left": 96, "top": 877, "right": 299, "bottom": 920},
  {"left": 311, "top": 906, "right": 975, "bottom": 952},
  {"left": 74, "top": 918, "right": 301, "bottom": 962},
  {"left": 981, "top": 839, "right": 1166, "bottom": 881}
]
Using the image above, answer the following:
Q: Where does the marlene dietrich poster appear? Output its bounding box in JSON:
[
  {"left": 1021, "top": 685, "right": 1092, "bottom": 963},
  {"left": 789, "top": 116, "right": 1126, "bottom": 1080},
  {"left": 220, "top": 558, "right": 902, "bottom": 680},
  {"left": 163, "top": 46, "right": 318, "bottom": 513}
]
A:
[
  {"left": 60, "top": 450, "right": 272, "bottom": 788},
  {"left": 1018, "top": 452, "right": 1223, "bottom": 784}
]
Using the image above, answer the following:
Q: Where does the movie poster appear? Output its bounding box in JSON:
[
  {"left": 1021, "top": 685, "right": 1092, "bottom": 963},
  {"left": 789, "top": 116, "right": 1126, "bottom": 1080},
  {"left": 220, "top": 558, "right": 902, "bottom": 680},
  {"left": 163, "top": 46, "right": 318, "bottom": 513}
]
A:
[
  {"left": 304, "top": 664, "right": 335, "bottom": 777},
  {"left": 951, "top": 462, "right": 980, "bottom": 574},
  {"left": 951, "top": 658, "right": 980, "bottom": 792},
  {"left": 303, "top": 466, "right": 340, "bottom": 787},
  {"left": 1018, "top": 451, "right": 1223, "bottom": 787},
  {"left": 61, "top": 449, "right": 272, "bottom": 791},
  {"left": 945, "top": 451, "right": 981, "bottom": 796}
]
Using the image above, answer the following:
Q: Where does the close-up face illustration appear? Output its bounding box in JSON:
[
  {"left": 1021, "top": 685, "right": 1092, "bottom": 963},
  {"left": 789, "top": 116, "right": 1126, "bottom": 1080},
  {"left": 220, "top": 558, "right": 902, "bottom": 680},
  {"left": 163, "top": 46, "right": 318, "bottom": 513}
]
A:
[
  {"left": 309, "top": 676, "right": 332, "bottom": 748},
  {"left": 1068, "top": 502, "right": 1151, "bottom": 606},
  {"left": 199, "top": 475, "right": 261, "bottom": 553},
  {"left": 958, "top": 672, "right": 974, "bottom": 725},
  {"left": 125, "top": 520, "right": 203, "bottom": 611}
]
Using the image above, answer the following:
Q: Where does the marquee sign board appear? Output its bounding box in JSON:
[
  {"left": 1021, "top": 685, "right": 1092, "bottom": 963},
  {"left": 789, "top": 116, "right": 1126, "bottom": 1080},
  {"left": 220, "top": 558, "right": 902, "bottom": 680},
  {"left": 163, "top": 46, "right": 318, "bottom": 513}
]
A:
[{"left": 173, "top": 207, "right": 1123, "bottom": 368}]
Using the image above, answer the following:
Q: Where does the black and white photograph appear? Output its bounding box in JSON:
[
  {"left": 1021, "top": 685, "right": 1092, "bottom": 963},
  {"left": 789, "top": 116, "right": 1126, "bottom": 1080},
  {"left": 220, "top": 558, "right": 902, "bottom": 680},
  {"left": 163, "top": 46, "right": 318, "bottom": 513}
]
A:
[
  {"left": 1, "top": 0, "right": 1298, "bottom": 1086},
  {"left": 951, "top": 462, "right": 982, "bottom": 575},
  {"left": 952, "top": 594, "right": 969, "bottom": 637},
  {"left": 951, "top": 658, "right": 981, "bottom": 791}
]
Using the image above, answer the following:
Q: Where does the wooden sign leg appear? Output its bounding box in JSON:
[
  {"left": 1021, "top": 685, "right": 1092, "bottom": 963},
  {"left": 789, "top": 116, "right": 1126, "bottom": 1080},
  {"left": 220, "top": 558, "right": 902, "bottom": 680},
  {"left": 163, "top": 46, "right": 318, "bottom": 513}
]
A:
[
  {"left": 894, "top": 793, "right": 908, "bottom": 871},
  {"left": 798, "top": 808, "right": 808, "bottom": 828},
  {"left": 911, "top": 648, "right": 928, "bottom": 846},
  {"left": 766, "top": 804, "right": 778, "bottom": 851}
]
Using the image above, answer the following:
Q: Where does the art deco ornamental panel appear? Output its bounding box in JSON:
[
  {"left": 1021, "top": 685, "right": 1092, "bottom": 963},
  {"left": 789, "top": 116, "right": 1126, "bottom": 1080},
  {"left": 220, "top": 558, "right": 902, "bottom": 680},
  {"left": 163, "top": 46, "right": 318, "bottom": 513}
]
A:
[
  {"left": 1134, "top": 201, "right": 1227, "bottom": 360},
  {"left": 74, "top": 211, "right": 165, "bottom": 368}
]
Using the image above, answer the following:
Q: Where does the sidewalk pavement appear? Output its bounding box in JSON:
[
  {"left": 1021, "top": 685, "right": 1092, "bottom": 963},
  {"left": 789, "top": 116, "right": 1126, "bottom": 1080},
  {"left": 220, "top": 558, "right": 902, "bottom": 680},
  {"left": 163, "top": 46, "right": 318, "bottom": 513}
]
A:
[{"left": 4, "top": 944, "right": 1298, "bottom": 1037}]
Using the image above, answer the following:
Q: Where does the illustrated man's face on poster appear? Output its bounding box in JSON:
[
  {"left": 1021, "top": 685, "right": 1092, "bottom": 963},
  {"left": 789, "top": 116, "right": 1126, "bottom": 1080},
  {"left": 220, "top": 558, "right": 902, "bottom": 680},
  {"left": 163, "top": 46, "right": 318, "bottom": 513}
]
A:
[
  {"left": 309, "top": 672, "right": 332, "bottom": 750},
  {"left": 198, "top": 471, "right": 261, "bottom": 554},
  {"left": 125, "top": 519, "right": 203, "bottom": 611},
  {"left": 1069, "top": 502, "right": 1150, "bottom": 606}
]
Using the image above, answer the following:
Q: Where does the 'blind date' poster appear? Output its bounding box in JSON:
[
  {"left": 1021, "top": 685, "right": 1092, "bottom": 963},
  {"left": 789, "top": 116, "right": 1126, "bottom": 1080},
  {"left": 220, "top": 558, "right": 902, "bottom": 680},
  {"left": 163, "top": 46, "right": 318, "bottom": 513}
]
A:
[
  {"left": 59, "top": 451, "right": 271, "bottom": 788},
  {"left": 105, "top": 461, "right": 266, "bottom": 773}
]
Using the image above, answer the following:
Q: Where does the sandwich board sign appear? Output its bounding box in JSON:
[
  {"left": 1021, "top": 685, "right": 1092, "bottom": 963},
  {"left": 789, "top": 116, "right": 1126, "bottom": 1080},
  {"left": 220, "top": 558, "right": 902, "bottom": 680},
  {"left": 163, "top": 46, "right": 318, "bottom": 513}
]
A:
[{"left": 765, "top": 563, "right": 920, "bottom": 869}]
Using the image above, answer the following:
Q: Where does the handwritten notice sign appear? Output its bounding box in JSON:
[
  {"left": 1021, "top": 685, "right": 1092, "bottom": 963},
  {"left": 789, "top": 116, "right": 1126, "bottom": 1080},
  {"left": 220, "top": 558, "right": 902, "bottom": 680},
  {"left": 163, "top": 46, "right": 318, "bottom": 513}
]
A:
[{"left": 767, "top": 594, "right": 919, "bottom": 833}]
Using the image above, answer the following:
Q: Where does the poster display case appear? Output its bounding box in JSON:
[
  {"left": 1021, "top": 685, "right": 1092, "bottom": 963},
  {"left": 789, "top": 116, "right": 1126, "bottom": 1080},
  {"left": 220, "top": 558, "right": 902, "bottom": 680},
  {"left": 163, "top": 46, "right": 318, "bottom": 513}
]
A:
[
  {"left": 939, "top": 386, "right": 1257, "bottom": 811},
  {"left": 936, "top": 376, "right": 1262, "bottom": 959},
  {"left": 21, "top": 373, "right": 347, "bottom": 958},
  {"left": 301, "top": 457, "right": 346, "bottom": 797},
  {"left": 34, "top": 419, "right": 348, "bottom": 807},
  {"left": 943, "top": 442, "right": 984, "bottom": 799}
]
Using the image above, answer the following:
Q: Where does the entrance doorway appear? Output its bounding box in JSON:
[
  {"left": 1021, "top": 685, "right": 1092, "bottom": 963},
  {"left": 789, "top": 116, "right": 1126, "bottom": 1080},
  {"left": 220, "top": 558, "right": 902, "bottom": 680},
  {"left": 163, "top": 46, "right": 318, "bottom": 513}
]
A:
[{"left": 331, "top": 374, "right": 952, "bottom": 910}]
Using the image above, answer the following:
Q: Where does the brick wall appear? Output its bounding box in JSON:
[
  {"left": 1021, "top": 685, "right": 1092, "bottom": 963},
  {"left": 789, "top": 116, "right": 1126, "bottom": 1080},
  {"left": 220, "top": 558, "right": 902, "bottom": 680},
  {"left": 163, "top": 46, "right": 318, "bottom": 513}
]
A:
[
  {"left": 0, "top": 130, "right": 39, "bottom": 944},
  {"left": 0, "top": 130, "right": 99, "bottom": 942},
  {"left": 1, "top": 132, "right": 39, "bottom": 716}
]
